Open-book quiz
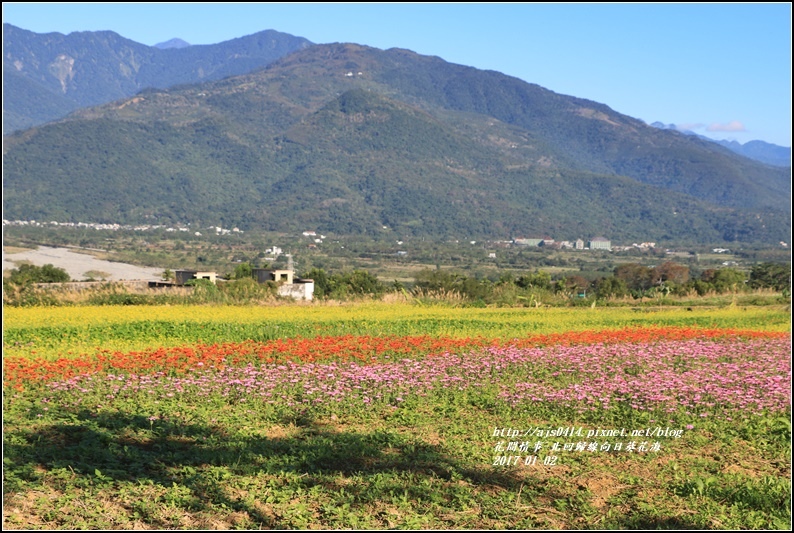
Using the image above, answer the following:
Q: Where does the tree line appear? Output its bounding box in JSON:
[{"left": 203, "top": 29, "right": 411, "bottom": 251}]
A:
[
  {"left": 4, "top": 261, "right": 790, "bottom": 307},
  {"left": 304, "top": 261, "right": 791, "bottom": 304}
]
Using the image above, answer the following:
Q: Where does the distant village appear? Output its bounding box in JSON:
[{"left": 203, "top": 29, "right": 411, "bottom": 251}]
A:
[
  {"left": 2, "top": 219, "right": 243, "bottom": 236},
  {"left": 3, "top": 219, "right": 630, "bottom": 250},
  {"left": 9, "top": 218, "right": 789, "bottom": 256}
]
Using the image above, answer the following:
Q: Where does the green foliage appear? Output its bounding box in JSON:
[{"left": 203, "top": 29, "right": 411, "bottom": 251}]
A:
[
  {"left": 555, "top": 275, "right": 590, "bottom": 294},
  {"left": 515, "top": 271, "right": 552, "bottom": 291},
  {"left": 609, "top": 262, "right": 777, "bottom": 299},
  {"left": 749, "top": 262, "right": 791, "bottom": 292},
  {"left": 701, "top": 268, "right": 746, "bottom": 293},
  {"left": 303, "top": 268, "right": 385, "bottom": 300},
  {"left": 614, "top": 263, "right": 654, "bottom": 293},
  {"left": 652, "top": 262, "right": 690, "bottom": 286},
  {"left": 231, "top": 262, "right": 254, "bottom": 280},
  {"left": 303, "top": 268, "right": 331, "bottom": 299},
  {"left": 3, "top": 264, "right": 71, "bottom": 307},
  {"left": 408, "top": 263, "right": 786, "bottom": 306},
  {"left": 219, "top": 277, "right": 277, "bottom": 301},
  {"left": 595, "top": 276, "right": 628, "bottom": 299},
  {"left": 343, "top": 270, "right": 385, "bottom": 297},
  {"left": 87, "top": 291, "right": 155, "bottom": 306},
  {"left": 2, "top": 284, "right": 64, "bottom": 307},
  {"left": 183, "top": 278, "right": 221, "bottom": 302},
  {"left": 414, "top": 268, "right": 558, "bottom": 306},
  {"left": 6, "top": 263, "right": 70, "bottom": 285},
  {"left": 413, "top": 269, "right": 467, "bottom": 293}
]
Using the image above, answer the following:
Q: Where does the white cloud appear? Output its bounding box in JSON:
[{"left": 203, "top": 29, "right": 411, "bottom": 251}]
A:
[{"left": 706, "top": 121, "right": 746, "bottom": 133}]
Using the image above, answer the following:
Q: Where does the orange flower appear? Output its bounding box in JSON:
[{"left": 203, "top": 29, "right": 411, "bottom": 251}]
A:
[{"left": 4, "top": 327, "right": 787, "bottom": 389}]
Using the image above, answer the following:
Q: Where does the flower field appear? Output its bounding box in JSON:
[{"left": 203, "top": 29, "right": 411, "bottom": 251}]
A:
[{"left": 3, "top": 303, "right": 791, "bottom": 529}]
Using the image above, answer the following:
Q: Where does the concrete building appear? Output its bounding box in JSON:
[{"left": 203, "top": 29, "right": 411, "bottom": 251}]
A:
[
  {"left": 588, "top": 237, "right": 612, "bottom": 251},
  {"left": 278, "top": 280, "right": 315, "bottom": 301},
  {"left": 252, "top": 268, "right": 315, "bottom": 301},
  {"left": 254, "top": 268, "right": 293, "bottom": 285},
  {"left": 174, "top": 270, "right": 218, "bottom": 285},
  {"left": 514, "top": 238, "right": 544, "bottom": 247}
]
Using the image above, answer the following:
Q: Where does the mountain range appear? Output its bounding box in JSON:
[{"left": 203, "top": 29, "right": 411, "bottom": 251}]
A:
[
  {"left": 649, "top": 122, "right": 790, "bottom": 168},
  {"left": 3, "top": 23, "right": 312, "bottom": 132},
  {"left": 2, "top": 26, "right": 791, "bottom": 244}
]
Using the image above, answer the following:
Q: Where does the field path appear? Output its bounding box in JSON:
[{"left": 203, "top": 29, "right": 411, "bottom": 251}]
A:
[{"left": 2, "top": 246, "right": 163, "bottom": 281}]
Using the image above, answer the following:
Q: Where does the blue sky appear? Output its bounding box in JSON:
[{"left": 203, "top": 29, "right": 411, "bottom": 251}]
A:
[{"left": 3, "top": 2, "right": 791, "bottom": 147}]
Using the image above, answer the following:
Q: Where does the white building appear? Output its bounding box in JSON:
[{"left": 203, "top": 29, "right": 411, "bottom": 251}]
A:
[
  {"left": 253, "top": 268, "right": 315, "bottom": 301},
  {"left": 588, "top": 237, "right": 611, "bottom": 251}
]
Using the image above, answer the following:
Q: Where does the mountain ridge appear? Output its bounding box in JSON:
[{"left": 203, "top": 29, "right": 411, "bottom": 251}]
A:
[
  {"left": 649, "top": 122, "right": 790, "bottom": 167},
  {"left": 2, "top": 23, "right": 313, "bottom": 132}
]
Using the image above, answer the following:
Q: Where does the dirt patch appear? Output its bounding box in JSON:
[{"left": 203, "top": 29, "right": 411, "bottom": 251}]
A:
[{"left": 580, "top": 473, "right": 626, "bottom": 509}]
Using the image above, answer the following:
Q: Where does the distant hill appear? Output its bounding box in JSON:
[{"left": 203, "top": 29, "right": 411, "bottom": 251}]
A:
[
  {"left": 711, "top": 140, "right": 791, "bottom": 168},
  {"left": 2, "top": 23, "right": 312, "bottom": 132},
  {"left": 154, "top": 38, "right": 191, "bottom": 50},
  {"left": 3, "top": 42, "right": 790, "bottom": 244},
  {"left": 650, "top": 122, "right": 791, "bottom": 168}
]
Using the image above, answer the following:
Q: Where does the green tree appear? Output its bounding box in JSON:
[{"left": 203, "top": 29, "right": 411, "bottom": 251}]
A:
[
  {"left": 555, "top": 275, "right": 589, "bottom": 293},
  {"left": 614, "top": 263, "right": 653, "bottom": 292},
  {"left": 651, "top": 262, "right": 690, "bottom": 286},
  {"left": 413, "top": 269, "right": 465, "bottom": 292},
  {"left": 344, "top": 270, "right": 385, "bottom": 297},
  {"left": 6, "top": 263, "right": 70, "bottom": 285},
  {"left": 515, "top": 270, "right": 552, "bottom": 290},
  {"left": 702, "top": 268, "right": 746, "bottom": 293},
  {"left": 231, "top": 262, "right": 254, "bottom": 280},
  {"left": 689, "top": 279, "right": 714, "bottom": 296},
  {"left": 303, "top": 268, "right": 330, "bottom": 298},
  {"left": 595, "top": 276, "right": 628, "bottom": 299},
  {"left": 749, "top": 262, "right": 790, "bottom": 292},
  {"left": 3, "top": 263, "right": 69, "bottom": 307}
]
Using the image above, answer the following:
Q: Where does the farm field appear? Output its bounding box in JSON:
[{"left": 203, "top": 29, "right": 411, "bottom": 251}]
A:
[{"left": 3, "top": 303, "right": 791, "bottom": 529}]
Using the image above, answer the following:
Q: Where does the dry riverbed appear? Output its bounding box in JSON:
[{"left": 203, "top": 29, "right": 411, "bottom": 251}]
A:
[{"left": 2, "top": 246, "right": 163, "bottom": 281}]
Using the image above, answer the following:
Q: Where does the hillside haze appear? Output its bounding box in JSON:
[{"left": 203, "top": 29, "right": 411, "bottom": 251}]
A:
[{"left": 3, "top": 42, "right": 790, "bottom": 244}]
